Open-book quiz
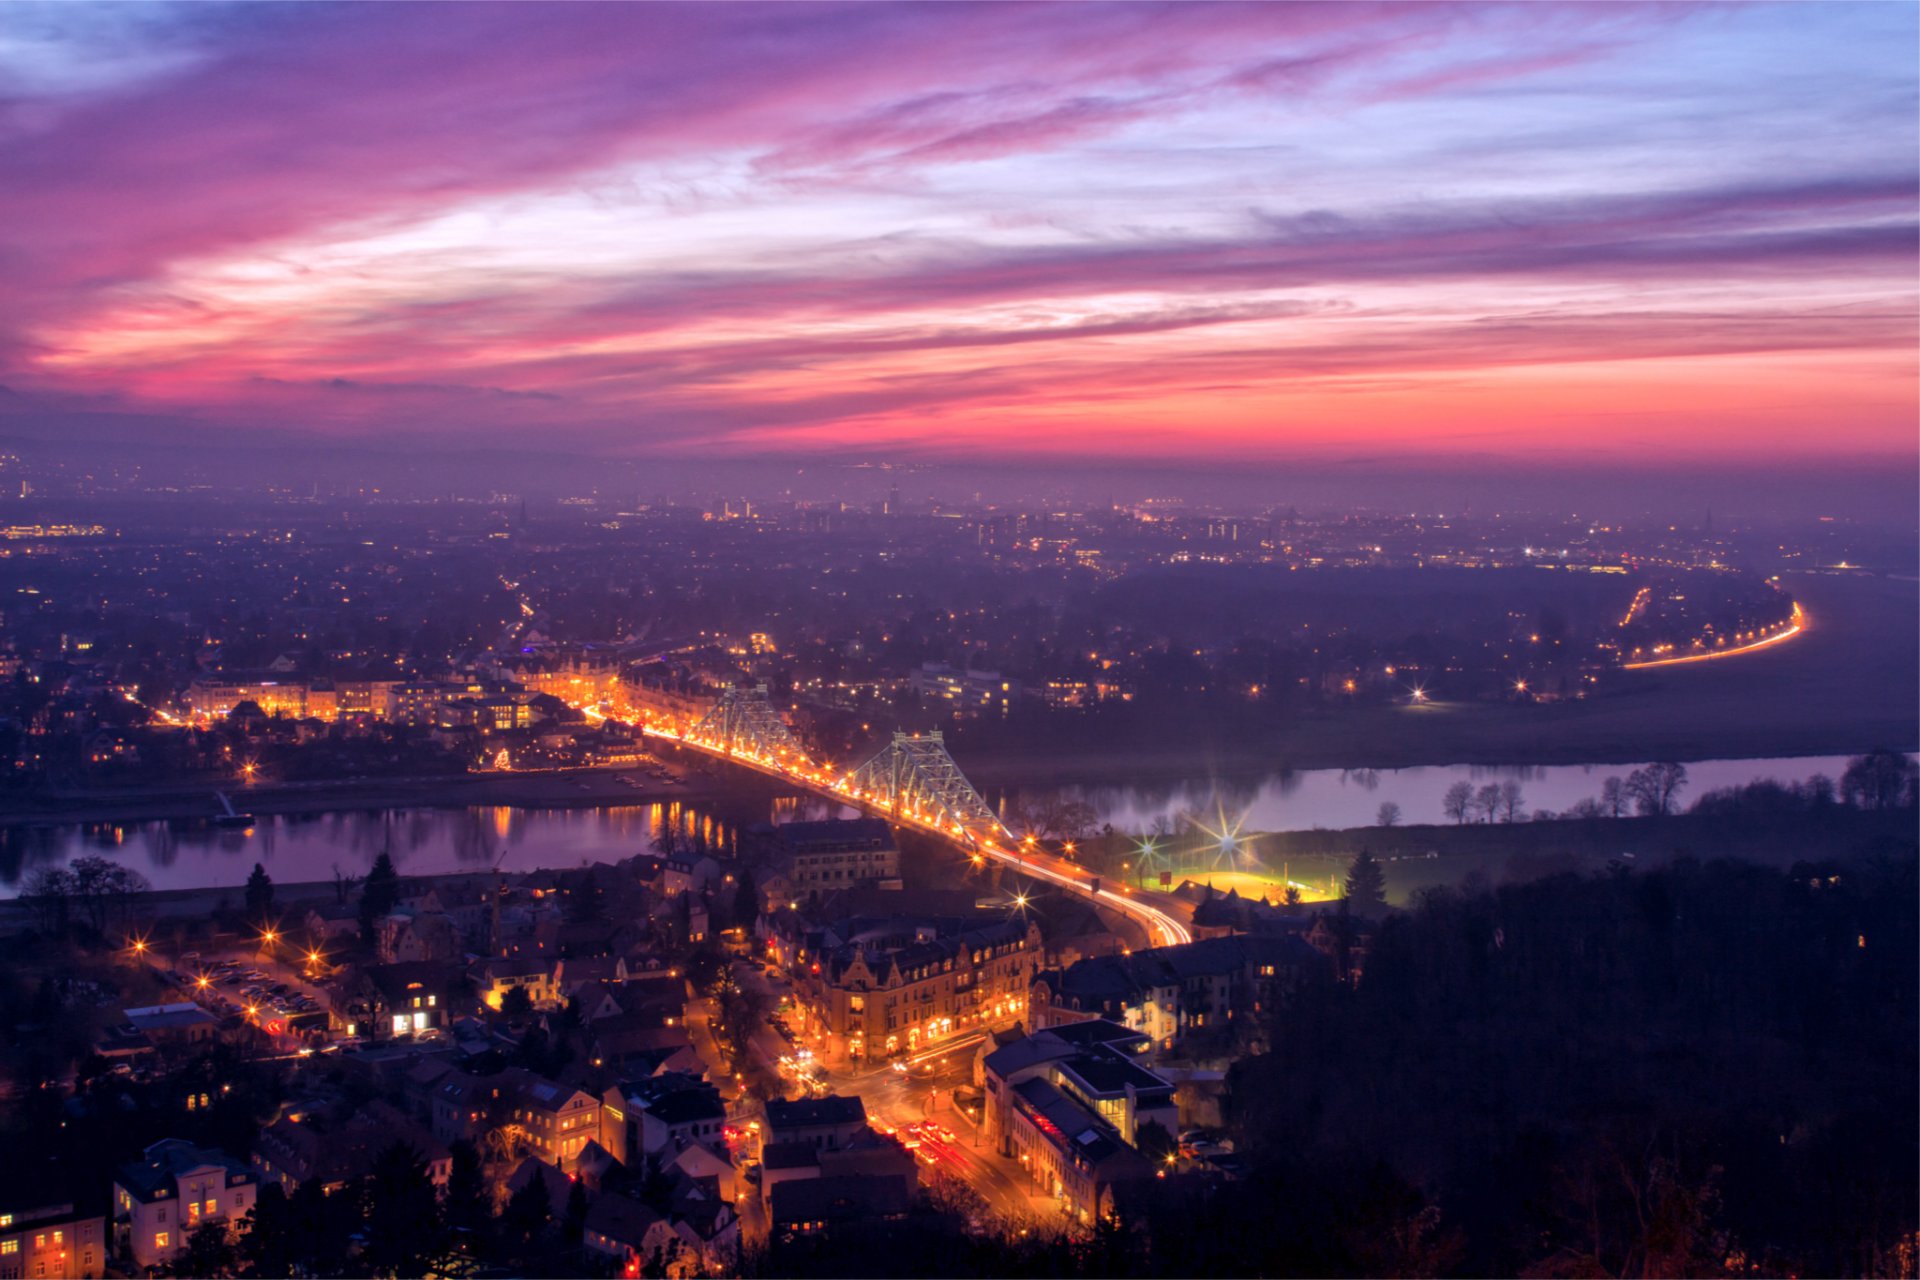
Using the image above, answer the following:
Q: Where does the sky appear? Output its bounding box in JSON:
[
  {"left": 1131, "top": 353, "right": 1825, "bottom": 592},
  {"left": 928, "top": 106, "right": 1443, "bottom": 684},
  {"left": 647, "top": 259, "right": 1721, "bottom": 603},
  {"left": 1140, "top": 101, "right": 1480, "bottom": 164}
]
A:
[{"left": 0, "top": 1, "right": 1915, "bottom": 475}]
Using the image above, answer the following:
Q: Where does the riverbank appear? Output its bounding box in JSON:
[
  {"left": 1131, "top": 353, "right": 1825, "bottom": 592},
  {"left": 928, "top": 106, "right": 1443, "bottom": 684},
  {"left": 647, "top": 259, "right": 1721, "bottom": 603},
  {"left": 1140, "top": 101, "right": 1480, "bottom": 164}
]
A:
[
  {"left": 1209, "top": 806, "right": 1918, "bottom": 906},
  {"left": 0, "top": 763, "right": 775, "bottom": 829}
]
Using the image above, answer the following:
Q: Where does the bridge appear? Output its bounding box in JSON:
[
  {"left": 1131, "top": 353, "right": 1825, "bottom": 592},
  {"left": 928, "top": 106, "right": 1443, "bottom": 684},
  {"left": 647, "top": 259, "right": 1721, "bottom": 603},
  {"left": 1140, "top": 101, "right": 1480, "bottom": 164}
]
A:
[{"left": 646, "top": 684, "right": 1191, "bottom": 946}]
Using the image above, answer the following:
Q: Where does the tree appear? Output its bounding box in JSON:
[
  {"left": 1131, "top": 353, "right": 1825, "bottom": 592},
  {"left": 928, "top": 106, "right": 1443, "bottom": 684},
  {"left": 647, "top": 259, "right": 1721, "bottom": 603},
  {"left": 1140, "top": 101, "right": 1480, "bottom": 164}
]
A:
[
  {"left": 42, "top": 856, "right": 151, "bottom": 935},
  {"left": 562, "top": 1178, "right": 590, "bottom": 1246},
  {"left": 360, "top": 851, "right": 401, "bottom": 944},
  {"left": 1840, "top": 749, "right": 1917, "bottom": 811},
  {"left": 500, "top": 984, "right": 534, "bottom": 1018},
  {"left": 1136, "top": 1117, "right": 1178, "bottom": 1167},
  {"left": 1474, "top": 783, "right": 1502, "bottom": 824},
  {"left": 169, "top": 1219, "right": 238, "bottom": 1278},
  {"left": 1442, "top": 781, "right": 1474, "bottom": 825},
  {"left": 1600, "top": 776, "right": 1628, "bottom": 818},
  {"left": 237, "top": 1183, "right": 298, "bottom": 1278},
  {"left": 733, "top": 867, "right": 760, "bottom": 927},
  {"left": 1497, "top": 780, "right": 1524, "bottom": 823},
  {"left": 20, "top": 867, "right": 75, "bottom": 935},
  {"left": 443, "top": 1140, "right": 492, "bottom": 1242},
  {"left": 1376, "top": 801, "right": 1402, "bottom": 828},
  {"left": 1283, "top": 884, "right": 1303, "bottom": 907},
  {"left": 1626, "top": 762, "right": 1688, "bottom": 816},
  {"left": 360, "top": 1142, "right": 444, "bottom": 1277},
  {"left": 502, "top": 1172, "right": 552, "bottom": 1246},
  {"left": 1344, "top": 850, "right": 1387, "bottom": 917},
  {"left": 245, "top": 863, "right": 275, "bottom": 922}
]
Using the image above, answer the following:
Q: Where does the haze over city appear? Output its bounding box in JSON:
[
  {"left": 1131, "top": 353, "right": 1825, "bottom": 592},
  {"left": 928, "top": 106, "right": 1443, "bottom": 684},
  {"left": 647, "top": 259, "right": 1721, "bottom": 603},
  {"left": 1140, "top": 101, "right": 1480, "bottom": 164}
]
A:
[{"left": 0, "top": 5, "right": 1913, "bottom": 1280}]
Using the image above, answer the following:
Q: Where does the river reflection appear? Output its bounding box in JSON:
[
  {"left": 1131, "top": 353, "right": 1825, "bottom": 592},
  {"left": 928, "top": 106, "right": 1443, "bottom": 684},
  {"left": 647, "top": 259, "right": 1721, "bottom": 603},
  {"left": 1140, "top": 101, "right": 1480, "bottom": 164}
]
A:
[
  {"left": 0, "top": 755, "right": 1865, "bottom": 895},
  {"left": 1, "top": 790, "right": 856, "bottom": 895},
  {"left": 983, "top": 753, "right": 1860, "bottom": 837}
]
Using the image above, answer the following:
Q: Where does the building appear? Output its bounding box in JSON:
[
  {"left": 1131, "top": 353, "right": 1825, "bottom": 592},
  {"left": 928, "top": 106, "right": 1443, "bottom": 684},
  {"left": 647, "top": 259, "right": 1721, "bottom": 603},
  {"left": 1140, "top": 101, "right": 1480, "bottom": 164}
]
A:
[
  {"left": 777, "top": 914, "right": 1041, "bottom": 1066},
  {"left": 0, "top": 1202, "right": 106, "bottom": 1280},
  {"left": 253, "top": 1101, "right": 451, "bottom": 1196},
  {"left": 768, "top": 1173, "right": 912, "bottom": 1243},
  {"left": 112, "top": 1140, "right": 257, "bottom": 1272},
  {"left": 186, "top": 674, "right": 315, "bottom": 721},
  {"left": 601, "top": 1073, "right": 727, "bottom": 1164},
  {"left": 474, "top": 955, "right": 563, "bottom": 1010},
  {"left": 1029, "top": 933, "right": 1326, "bottom": 1051},
  {"left": 332, "top": 962, "right": 460, "bottom": 1039},
  {"left": 761, "top": 1095, "right": 869, "bottom": 1151},
  {"left": 980, "top": 1022, "right": 1173, "bottom": 1224},
  {"left": 120, "top": 1003, "right": 221, "bottom": 1051},
  {"left": 907, "top": 662, "right": 1021, "bottom": 713},
  {"left": 431, "top": 1068, "right": 600, "bottom": 1170},
  {"left": 772, "top": 818, "right": 901, "bottom": 894}
]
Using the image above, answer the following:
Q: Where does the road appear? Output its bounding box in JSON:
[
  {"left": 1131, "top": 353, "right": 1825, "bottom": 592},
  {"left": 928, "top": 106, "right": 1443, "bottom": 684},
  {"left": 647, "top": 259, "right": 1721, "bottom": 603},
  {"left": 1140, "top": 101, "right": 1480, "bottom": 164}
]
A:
[
  {"left": 1623, "top": 602, "right": 1807, "bottom": 669},
  {"left": 633, "top": 724, "right": 1194, "bottom": 947}
]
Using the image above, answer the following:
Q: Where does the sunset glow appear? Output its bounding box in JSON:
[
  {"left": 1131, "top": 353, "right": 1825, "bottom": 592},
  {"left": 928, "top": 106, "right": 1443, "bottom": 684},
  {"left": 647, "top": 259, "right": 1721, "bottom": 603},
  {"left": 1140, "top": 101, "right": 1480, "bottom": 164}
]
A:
[{"left": 2, "top": 2, "right": 1914, "bottom": 464}]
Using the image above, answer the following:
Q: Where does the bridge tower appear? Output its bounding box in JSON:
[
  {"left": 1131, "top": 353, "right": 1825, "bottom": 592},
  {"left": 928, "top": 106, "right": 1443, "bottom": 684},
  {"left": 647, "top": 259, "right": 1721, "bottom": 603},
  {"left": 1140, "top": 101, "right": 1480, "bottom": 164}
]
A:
[
  {"left": 686, "top": 683, "right": 813, "bottom": 768},
  {"left": 842, "top": 730, "right": 1007, "bottom": 847}
]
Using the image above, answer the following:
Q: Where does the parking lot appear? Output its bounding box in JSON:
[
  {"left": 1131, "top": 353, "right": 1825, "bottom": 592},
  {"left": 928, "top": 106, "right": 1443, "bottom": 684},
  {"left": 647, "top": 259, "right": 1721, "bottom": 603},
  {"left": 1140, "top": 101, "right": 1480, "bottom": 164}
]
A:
[{"left": 156, "top": 942, "right": 336, "bottom": 1045}]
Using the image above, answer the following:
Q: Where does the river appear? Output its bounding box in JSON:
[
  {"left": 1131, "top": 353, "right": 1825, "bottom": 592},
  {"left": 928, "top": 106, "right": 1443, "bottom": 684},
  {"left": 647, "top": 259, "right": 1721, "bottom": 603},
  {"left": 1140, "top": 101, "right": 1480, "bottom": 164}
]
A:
[
  {"left": 983, "top": 753, "right": 1861, "bottom": 836},
  {"left": 1, "top": 753, "right": 1872, "bottom": 896}
]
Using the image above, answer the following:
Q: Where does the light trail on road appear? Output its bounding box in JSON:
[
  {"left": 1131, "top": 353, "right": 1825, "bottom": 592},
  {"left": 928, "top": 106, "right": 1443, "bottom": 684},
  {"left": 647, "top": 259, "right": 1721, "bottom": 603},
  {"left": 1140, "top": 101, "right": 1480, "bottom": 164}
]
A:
[
  {"left": 1623, "top": 602, "right": 1806, "bottom": 669},
  {"left": 633, "top": 723, "right": 1193, "bottom": 946}
]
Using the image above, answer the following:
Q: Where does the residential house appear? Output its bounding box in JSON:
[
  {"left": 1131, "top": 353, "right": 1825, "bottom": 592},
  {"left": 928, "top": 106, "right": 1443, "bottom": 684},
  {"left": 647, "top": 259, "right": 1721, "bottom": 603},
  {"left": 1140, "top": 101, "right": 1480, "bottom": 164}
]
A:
[{"left": 112, "top": 1141, "right": 256, "bottom": 1272}]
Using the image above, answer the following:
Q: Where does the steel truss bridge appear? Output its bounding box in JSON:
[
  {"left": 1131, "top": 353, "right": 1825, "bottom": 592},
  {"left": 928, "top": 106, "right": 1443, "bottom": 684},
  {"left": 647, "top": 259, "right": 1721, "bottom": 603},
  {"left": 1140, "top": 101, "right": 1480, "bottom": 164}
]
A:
[{"left": 657, "top": 685, "right": 1189, "bottom": 945}]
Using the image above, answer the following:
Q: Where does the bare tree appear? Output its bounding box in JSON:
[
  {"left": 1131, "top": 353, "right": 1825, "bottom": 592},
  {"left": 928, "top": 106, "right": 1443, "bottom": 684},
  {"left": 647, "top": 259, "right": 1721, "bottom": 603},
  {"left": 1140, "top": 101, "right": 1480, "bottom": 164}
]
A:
[
  {"left": 1442, "top": 781, "right": 1474, "bottom": 825},
  {"left": 1840, "top": 749, "right": 1918, "bottom": 811},
  {"left": 1625, "top": 762, "right": 1688, "bottom": 816},
  {"left": 1497, "top": 780, "right": 1525, "bottom": 823},
  {"left": 1474, "top": 783, "right": 1502, "bottom": 824},
  {"left": 1600, "top": 777, "right": 1628, "bottom": 818},
  {"left": 1376, "top": 801, "right": 1402, "bottom": 828}
]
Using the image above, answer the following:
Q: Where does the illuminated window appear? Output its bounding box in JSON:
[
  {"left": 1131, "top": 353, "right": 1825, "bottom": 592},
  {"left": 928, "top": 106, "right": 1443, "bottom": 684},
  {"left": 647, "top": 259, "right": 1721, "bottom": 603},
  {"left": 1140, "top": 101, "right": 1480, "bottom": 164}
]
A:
[
  {"left": 154, "top": 1233, "right": 170, "bottom": 1250},
  {"left": 50, "top": 1232, "right": 60, "bottom": 1245},
  {"left": 34, "top": 1235, "right": 44, "bottom": 1248}
]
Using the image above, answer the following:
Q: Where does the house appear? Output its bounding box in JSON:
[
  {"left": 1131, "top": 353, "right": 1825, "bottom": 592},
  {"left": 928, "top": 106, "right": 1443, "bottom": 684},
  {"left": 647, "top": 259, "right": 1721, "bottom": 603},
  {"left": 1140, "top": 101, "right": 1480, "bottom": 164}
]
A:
[
  {"left": 1029, "top": 933, "right": 1326, "bottom": 1051},
  {"left": 669, "top": 1142, "right": 738, "bottom": 1205},
  {"left": 475, "top": 955, "right": 562, "bottom": 1010},
  {"left": 120, "top": 1003, "right": 221, "bottom": 1051},
  {"left": 768, "top": 1173, "right": 911, "bottom": 1242},
  {"left": 0, "top": 1201, "right": 106, "bottom": 1280},
  {"left": 601, "top": 1073, "right": 726, "bottom": 1164},
  {"left": 303, "top": 901, "right": 361, "bottom": 944},
  {"left": 505, "top": 1069, "right": 602, "bottom": 1169},
  {"left": 583, "top": 1193, "right": 669, "bottom": 1272},
  {"left": 588, "top": 1018, "right": 703, "bottom": 1078},
  {"left": 112, "top": 1140, "right": 257, "bottom": 1272},
  {"left": 253, "top": 1100, "right": 451, "bottom": 1195},
  {"left": 771, "top": 818, "right": 901, "bottom": 893},
  {"left": 334, "top": 962, "right": 460, "bottom": 1040},
  {"left": 762, "top": 1095, "right": 868, "bottom": 1150}
]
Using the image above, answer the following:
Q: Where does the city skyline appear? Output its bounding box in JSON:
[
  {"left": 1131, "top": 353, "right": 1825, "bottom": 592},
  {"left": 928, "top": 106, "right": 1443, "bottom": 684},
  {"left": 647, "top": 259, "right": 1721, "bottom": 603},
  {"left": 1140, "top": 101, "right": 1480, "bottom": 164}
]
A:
[{"left": 1, "top": 1, "right": 1915, "bottom": 474}]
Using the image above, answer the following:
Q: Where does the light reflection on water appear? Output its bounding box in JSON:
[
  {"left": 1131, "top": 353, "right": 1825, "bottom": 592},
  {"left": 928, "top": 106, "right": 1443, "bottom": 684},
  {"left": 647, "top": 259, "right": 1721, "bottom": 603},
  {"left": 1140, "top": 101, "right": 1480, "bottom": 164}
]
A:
[
  {"left": 0, "top": 756, "right": 1866, "bottom": 895},
  {"left": 0, "top": 790, "right": 856, "bottom": 895},
  {"left": 985, "top": 753, "right": 1860, "bottom": 836}
]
